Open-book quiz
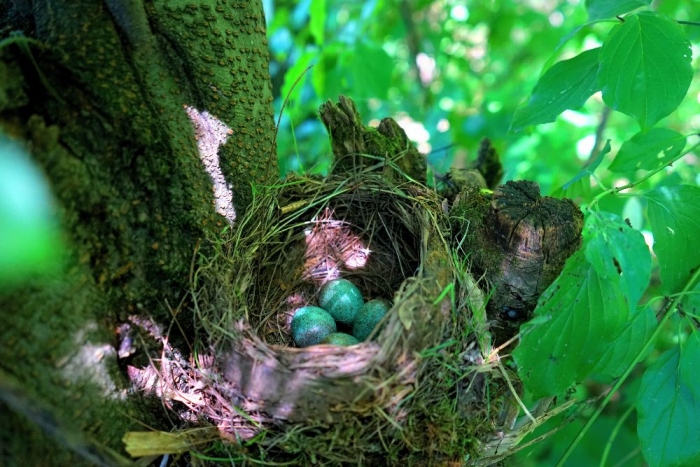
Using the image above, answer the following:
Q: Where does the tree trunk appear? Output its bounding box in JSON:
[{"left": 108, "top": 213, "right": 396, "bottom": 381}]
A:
[{"left": 0, "top": 1, "right": 275, "bottom": 464}]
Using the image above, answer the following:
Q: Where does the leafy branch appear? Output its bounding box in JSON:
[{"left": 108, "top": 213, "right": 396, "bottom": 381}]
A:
[
  {"left": 588, "top": 138, "right": 700, "bottom": 211},
  {"left": 556, "top": 265, "right": 700, "bottom": 466},
  {"left": 510, "top": 2, "right": 700, "bottom": 466}
]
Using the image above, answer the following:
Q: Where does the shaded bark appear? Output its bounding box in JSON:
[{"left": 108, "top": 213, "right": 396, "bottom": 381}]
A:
[{"left": 0, "top": 0, "right": 274, "bottom": 464}]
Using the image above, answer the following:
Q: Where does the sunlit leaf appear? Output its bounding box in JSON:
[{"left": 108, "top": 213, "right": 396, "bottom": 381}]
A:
[
  {"left": 514, "top": 249, "right": 629, "bottom": 397},
  {"left": 280, "top": 50, "right": 316, "bottom": 103},
  {"left": 591, "top": 305, "right": 656, "bottom": 377},
  {"left": 637, "top": 344, "right": 700, "bottom": 467},
  {"left": 599, "top": 12, "right": 692, "bottom": 130},
  {"left": 609, "top": 128, "right": 686, "bottom": 173},
  {"left": 586, "top": 0, "right": 651, "bottom": 20},
  {"left": 309, "top": 0, "right": 326, "bottom": 46},
  {"left": 584, "top": 212, "right": 651, "bottom": 311},
  {"left": 644, "top": 185, "right": 700, "bottom": 294},
  {"left": 583, "top": 213, "right": 653, "bottom": 378},
  {"left": 341, "top": 42, "right": 393, "bottom": 99},
  {"left": 510, "top": 48, "right": 600, "bottom": 132}
]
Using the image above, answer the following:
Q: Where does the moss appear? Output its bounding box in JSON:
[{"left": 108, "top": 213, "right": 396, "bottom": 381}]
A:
[
  {"left": 0, "top": 267, "right": 158, "bottom": 466},
  {"left": 0, "top": 55, "right": 28, "bottom": 111},
  {"left": 0, "top": 0, "right": 277, "bottom": 463},
  {"left": 149, "top": 0, "right": 277, "bottom": 213},
  {"left": 449, "top": 186, "right": 504, "bottom": 273}
]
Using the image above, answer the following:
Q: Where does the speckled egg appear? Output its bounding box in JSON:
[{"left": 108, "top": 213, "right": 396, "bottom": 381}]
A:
[
  {"left": 321, "top": 332, "right": 360, "bottom": 346},
  {"left": 318, "top": 278, "right": 364, "bottom": 325},
  {"left": 291, "top": 306, "right": 337, "bottom": 347},
  {"left": 353, "top": 299, "right": 391, "bottom": 341}
]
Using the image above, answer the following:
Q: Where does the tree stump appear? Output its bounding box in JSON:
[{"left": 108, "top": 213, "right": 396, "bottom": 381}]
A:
[{"left": 451, "top": 181, "right": 584, "bottom": 343}]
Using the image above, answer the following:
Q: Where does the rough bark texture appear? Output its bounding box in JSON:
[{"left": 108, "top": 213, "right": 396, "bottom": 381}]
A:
[
  {"left": 450, "top": 181, "right": 584, "bottom": 343},
  {"left": 320, "top": 96, "right": 426, "bottom": 182},
  {"left": 0, "top": 1, "right": 274, "bottom": 465}
]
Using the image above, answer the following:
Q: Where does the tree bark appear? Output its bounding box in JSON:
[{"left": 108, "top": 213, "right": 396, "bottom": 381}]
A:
[{"left": 0, "top": 1, "right": 275, "bottom": 464}]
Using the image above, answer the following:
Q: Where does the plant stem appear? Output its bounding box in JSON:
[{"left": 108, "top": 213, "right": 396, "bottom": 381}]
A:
[
  {"left": 588, "top": 138, "right": 700, "bottom": 211},
  {"left": 587, "top": 108, "right": 611, "bottom": 165},
  {"left": 599, "top": 402, "right": 635, "bottom": 467}
]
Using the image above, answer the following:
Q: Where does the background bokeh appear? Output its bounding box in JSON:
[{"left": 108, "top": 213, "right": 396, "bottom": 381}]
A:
[{"left": 265, "top": 0, "right": 699, "bottom": 190}]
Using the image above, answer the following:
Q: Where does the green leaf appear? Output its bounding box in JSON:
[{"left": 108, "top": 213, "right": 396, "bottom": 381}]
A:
[
  {"left": 309, "top": 0, "right": 326, "bottom": 46},
  {"left": 341, "top": 42, "right": 393, "bottom": 99},
  {"left": 586, "top": 0, "right": 651, "bottom": 20},
  {"left": 644, "top": 185, "right": 700, "bottom": 294},
  {"left": 0, "top": 135, "right": 63, "bottom": 285},
  {"left": 637, "top": 344, "right": 700, "bottom": 467},
  {"left": 599, "top": 12, "right": 693, "bottom": 130},
  {"left": 514, "top": 249, "right": 629, "bottom": 397},
  {"left": 591, "top": 305, "right": 656, "bottom": 377},
  {"left": 280, "top": 50, "right": 317, "bottom": 103},
  {"left": 584, "top": 212, "right": 651, "bottom": 311},
  {"left": 609, "top": 128, "right": 686, "bottom": 173},
  {"left": 680, "top": 282, "right": 700, "bottom": 327},
  {"left": 510, "top": 48, "right": 600, "bottom": 132},
  {"left": 680, "top": 333, "right": 700, "bottom": 399}
]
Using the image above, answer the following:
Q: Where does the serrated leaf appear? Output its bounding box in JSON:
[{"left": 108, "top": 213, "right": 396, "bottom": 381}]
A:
[
  {"left": 514, "top": 249, "right": 629, "bottom": 398},
  {"left": 309, "top": 0, "right": 326, "bottom": 46},
  {"left": 510, "top": 48, "right": 600, "bottom": 132},
  {"left": 610, "top": 128, "right": 686, "bottom": 173},
  {"left": 637, "top": 345, "right": 700, "bottom": 467},
  {"left": 591, "top": 305, "right": 656, "bottom": 377},
  {"left": 599, "top": 12, "right": 693, "bottom": 130},
  {"left": 584, "top": 212, "right": 651, "bottom": 311},
  {"left": 644, "top": 185, "right": 700, "bottom": 294},
  {"left": 586, "top": 0, "right": 651, "bottom": 20}
]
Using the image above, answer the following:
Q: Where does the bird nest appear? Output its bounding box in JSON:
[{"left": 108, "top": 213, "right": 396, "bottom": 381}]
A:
[{"left": 123, "top": 158, "right": 529, "bottom": 466}]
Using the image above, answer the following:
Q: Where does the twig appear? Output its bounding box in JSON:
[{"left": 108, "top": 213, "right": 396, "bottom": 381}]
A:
[{"left": 586, "top": 107, "right": 611, "bottom": 166}]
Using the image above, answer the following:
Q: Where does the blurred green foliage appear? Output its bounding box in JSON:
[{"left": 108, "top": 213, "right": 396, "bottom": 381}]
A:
[
  {"left": 266, "top": 0, "right": 698, "bottom": 196},
  {"left": 264, "top": 1, "right": 700, "bottom": 466},
  {"left": 0, "top": 134, "right": 63, "bottom": 287}
]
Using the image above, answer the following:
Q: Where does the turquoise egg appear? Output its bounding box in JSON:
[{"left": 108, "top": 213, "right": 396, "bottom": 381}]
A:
[
  {"left": 318, "top": 278, "right": 364, "bottom": 325},
  {"left": 291, "top": 306, "right": 337, "bottom": 347},
  {"left": 353, "top": 299, "right": 391, "bottom": 341},
  {"left": 321, "top": 332, "right": 360, "bottom": 346}
]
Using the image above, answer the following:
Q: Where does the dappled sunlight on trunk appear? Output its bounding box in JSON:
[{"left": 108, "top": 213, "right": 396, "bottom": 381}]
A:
[{"left": 184, "top": 105, "right": 236, "bottom": 224}]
